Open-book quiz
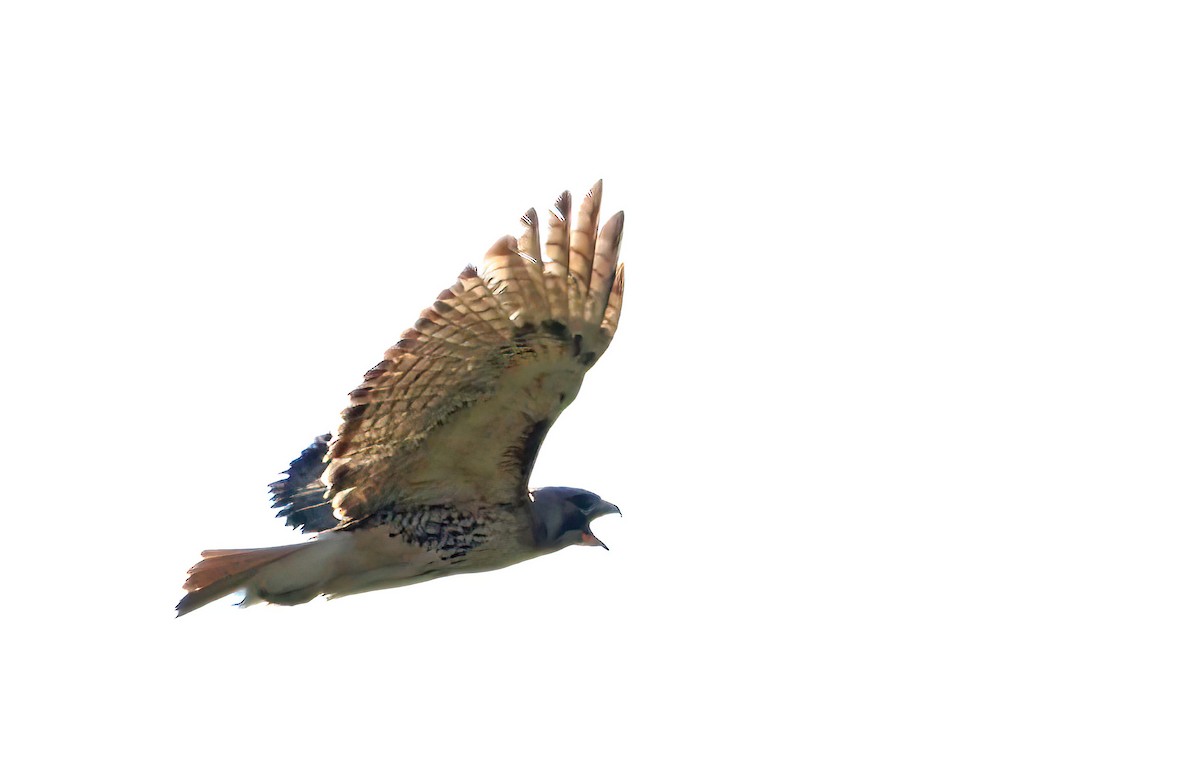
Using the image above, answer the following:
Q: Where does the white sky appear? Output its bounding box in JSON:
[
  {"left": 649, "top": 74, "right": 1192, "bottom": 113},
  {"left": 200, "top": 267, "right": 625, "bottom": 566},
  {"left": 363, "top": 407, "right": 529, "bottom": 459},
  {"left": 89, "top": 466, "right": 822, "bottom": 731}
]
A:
[{"left": 2, "top": 2, "right": 1198, "bottom": 777}]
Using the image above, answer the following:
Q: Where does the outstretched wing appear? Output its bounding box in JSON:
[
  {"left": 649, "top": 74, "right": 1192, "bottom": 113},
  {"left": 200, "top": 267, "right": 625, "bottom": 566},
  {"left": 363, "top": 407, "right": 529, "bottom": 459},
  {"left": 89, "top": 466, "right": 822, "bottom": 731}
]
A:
[
  {"left": 268, "top": 434, "right": 339, "bottom": 533},
  {"left": 323, "top": 182, "right": 625, "bottom": 523}
]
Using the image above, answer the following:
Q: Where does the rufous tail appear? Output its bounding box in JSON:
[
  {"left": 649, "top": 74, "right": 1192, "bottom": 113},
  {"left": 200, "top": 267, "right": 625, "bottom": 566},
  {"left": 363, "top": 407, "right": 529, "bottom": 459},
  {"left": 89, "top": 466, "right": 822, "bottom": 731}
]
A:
[{"left": 175, "top": 544, "right": 306, "bottom": 617}]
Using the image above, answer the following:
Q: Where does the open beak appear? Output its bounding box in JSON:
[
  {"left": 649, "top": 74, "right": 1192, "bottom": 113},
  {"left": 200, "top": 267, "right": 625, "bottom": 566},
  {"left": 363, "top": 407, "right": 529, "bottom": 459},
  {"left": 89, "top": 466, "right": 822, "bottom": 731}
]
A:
[
  {"left": 581, "top": 530, "right": 609, "bottom": 550},
  {"left": 581, "top": 501, "right": 621, "bottom": 550}
]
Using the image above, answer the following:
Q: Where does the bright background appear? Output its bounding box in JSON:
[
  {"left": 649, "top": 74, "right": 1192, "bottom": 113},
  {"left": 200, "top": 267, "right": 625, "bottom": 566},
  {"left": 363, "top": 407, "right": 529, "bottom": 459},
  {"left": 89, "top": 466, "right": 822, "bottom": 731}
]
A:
[{"left": 2, "top": 2, "right": 1197, "bottom": 777}]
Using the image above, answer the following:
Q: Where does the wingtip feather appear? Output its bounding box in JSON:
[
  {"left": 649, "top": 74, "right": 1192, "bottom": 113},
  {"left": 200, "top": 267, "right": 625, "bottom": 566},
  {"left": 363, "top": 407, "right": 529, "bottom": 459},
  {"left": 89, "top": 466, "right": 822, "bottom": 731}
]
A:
[
  {"left": 553, "top": 190, "right": 571, "bottom": 221},
  {"left": 485, "top": 235, "right": 519, "bottom": 259},
  {"left": 518, "top": 207, "right": 542, "bottom": 263}
]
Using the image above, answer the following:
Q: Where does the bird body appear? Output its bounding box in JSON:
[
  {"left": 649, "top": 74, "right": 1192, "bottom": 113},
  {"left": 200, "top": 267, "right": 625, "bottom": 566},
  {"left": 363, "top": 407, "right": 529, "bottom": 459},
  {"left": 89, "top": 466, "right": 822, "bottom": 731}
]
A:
[{"left": 177, "top": 183, "right": 625, "bottom": 616}]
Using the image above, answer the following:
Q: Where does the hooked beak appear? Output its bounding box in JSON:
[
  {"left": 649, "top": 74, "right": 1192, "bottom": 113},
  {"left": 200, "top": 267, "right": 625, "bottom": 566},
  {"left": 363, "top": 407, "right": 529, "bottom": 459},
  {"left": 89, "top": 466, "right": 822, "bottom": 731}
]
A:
[{"left": 594, "top": 501, "right": 622, "bottom": 519}]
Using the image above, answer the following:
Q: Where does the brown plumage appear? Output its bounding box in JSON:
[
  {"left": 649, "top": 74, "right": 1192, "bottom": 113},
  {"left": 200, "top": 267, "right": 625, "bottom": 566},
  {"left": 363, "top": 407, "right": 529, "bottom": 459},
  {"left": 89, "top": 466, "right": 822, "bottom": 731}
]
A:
[
  {"left": 177, "top": 182, "right": 626, "bottom": 616},
  {"left": 180, "top": 547, "right": 305, "bottom": 609}
]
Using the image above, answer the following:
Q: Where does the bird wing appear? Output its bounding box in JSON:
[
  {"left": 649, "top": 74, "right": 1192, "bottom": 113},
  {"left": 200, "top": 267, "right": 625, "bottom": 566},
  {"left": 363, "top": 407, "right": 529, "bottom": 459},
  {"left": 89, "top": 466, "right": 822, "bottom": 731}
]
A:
[
  {"left": 322, "top": 182, "right": 625, "bottom": 524},
  {"left": 268, "top": 434, "right": 339, "bottom": 533}
]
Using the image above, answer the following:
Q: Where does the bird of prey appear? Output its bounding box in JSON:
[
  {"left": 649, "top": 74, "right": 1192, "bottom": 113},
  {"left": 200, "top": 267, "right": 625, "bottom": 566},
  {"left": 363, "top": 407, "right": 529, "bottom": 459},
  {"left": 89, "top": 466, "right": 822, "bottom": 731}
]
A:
[{"left": 176, "top": 183, "right": 625, "bottom": 616}]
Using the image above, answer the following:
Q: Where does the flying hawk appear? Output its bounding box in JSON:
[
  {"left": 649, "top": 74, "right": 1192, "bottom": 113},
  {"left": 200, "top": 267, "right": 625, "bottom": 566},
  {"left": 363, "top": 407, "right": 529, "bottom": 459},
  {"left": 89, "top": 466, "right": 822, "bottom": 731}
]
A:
[{"left": 176, "top": 183, "right": 625, "bottom": 616}]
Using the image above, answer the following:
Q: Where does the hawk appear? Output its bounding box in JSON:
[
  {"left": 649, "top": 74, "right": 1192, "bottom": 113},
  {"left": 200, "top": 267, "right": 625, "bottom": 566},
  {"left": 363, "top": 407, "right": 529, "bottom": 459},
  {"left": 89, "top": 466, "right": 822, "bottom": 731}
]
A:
[{"left": 176, "top": 183, "right": 625, "bottom": 616}]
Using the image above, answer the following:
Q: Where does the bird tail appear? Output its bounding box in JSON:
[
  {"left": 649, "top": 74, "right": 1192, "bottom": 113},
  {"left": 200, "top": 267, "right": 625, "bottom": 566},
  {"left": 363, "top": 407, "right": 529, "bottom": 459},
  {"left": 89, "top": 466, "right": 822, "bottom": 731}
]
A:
[{"left": 176, "top": 542, "right": 314, "bottom": 617}]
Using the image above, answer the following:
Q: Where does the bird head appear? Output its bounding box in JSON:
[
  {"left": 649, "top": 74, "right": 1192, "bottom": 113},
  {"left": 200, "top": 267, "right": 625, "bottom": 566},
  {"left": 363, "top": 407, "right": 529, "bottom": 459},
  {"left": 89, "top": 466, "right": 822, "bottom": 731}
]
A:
[{"left": 530, "top": 487, "right": 621, "bottom": 551}]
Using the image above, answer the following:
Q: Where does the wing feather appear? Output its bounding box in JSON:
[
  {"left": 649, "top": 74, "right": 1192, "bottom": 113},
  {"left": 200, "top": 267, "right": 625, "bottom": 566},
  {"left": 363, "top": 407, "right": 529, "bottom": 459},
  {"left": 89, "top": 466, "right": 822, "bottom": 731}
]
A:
[
  {"left": 518, "top": 208, "right": 542, "bottom": 262},
  {"left": 603, "top": 263, "right": 626, "bottom": 338},
  {"left": 478, "top": 235, "right": 550, "bottom": 327},
  {"left": 568, "top": 180, "right": 603, "bottom": 323},
  {"left": 587, "top": 210, "right": 624, "bottom": 329},
  {"left": 268, "top": 434, "right": 339, "bottom": 533},
  {"left": 542, "top": 191, "right": 572, "bottom": 323}
]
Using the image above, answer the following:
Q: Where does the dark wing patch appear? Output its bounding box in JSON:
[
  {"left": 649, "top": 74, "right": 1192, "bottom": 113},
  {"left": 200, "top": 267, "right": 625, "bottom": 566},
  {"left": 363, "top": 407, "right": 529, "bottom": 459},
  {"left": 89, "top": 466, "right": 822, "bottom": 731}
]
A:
[{"left": 268, "top": 434, "right": 339, "bottom": 533}]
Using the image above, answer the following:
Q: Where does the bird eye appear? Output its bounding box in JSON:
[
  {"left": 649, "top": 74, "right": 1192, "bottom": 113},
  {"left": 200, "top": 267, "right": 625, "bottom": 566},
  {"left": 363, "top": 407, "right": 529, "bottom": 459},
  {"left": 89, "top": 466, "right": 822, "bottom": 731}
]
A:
[{"left": 568, "top": 494, "right": 595, "bottom": 511}]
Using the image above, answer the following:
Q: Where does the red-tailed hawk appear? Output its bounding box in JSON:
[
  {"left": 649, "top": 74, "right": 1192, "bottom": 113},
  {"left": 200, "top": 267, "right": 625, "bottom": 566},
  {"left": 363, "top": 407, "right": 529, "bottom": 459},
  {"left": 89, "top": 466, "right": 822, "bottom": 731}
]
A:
[{"left": 176, "top": 183, "right": 624, "bottom": 616}]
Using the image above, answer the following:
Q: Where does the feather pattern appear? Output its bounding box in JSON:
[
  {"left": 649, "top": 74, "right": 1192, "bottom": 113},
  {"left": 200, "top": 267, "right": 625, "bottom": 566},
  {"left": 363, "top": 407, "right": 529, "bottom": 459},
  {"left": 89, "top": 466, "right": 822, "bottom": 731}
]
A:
[
  {"left": 268, "top": 434, "right": 338, "bottom": 533},
  {"left": 542, "top": 190, "right": 572, "bottom": 324},
  {"left": 568, "top": 181, "right": 603, "bottom": 323}
]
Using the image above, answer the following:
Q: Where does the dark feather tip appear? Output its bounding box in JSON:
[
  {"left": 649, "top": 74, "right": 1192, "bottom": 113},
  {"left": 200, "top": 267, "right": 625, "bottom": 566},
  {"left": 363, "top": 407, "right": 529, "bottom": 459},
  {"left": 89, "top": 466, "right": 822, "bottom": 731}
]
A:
[{"left": 268, "top": 434, "right": 339, "bottom": 533}]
